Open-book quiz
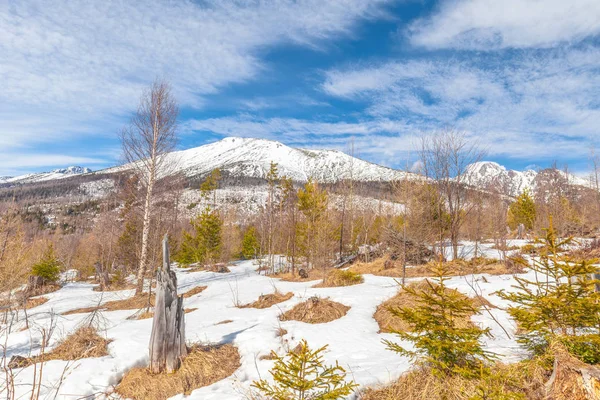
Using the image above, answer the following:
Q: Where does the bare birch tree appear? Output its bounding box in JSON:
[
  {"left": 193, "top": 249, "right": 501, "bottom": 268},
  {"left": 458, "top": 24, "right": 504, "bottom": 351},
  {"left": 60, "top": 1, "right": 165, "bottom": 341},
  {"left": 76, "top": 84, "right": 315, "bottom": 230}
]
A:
[
  {"left": 120, "top": 79, "right": 179, "bottom": 295},
  {"left": 419, "top": 129, "right": 486, "bottom": 260}
]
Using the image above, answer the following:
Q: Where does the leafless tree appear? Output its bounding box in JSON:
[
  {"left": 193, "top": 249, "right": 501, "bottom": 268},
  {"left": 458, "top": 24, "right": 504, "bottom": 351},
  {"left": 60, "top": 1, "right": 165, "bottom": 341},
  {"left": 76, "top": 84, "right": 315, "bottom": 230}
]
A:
[
  {"left": 120, "top": 79, "right": 179, "bottom": 295},
  {"left": 419, "top": 129, "right": 486, "bottom": 260}
]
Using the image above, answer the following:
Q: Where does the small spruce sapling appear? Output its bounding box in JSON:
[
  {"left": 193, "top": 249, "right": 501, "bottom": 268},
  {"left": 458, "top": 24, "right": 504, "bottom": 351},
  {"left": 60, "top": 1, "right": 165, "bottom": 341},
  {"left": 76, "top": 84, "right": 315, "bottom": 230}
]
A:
[
  {"left": 498, "top": 220, "right": 600, "bottom": 362},
  {"left": 383, "top": 262, "right": 495, "bottom": 378},
  {"left": 31, "top": 244, "right": 61, "bottom": 284},
  {"left": 252, "top": 339, "right": 358, "bottom": 400}
]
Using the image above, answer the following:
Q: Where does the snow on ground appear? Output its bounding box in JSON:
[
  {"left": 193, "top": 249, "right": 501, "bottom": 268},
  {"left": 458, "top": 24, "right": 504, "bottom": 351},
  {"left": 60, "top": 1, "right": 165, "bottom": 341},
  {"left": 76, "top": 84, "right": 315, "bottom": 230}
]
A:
[{"left": 2, "top": 254, "right": 533, "bottom": 399}]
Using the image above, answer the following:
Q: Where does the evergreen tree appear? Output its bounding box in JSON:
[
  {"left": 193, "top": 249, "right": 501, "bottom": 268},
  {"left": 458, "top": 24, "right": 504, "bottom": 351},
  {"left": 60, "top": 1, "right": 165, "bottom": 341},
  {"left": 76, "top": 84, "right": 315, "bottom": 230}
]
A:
[
  {"left": 507, "top": 190, "right": 536, "bottom": 230},
  {"left": 498, "top": 220, "right": 600, "bottom": 362},
  {"left": 241, "top": 226, "right": 260, "bottom": 260},
  {"left": 252, "top": 340, "right": 358, "bottom": 400},
  {"left": 200, "top": 168, "right": 222, "bottom": 208},
  {"left": 177, "top": 207, "right": 222, "bottom": 265},
  {"left": 296, "top": 179, "right": 329, "bottom": 269},
  {"left": 383, "top": 263, "right": 494, "bottom": 378},
  {"left": 32, "top": 244, "right": 61, "bottom": 283}
]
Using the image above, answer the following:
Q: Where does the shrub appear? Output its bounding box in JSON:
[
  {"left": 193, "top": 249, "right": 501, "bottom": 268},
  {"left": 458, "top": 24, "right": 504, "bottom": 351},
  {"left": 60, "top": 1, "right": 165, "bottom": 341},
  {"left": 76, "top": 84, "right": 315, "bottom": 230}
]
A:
[
  {"left": 316, "top": 269, "right": 364, "bottom": 287},
  {"left": 383, "top": 262, "right": 495, "bottom": 378},
  {"left": 252, "top": 339, "right": 357, "bottom": 400},
  {"left": 498, "top": 220, "right": 600, "bottom": 360},
  {"left": 31, "top": 245, "right": 61, "bottom": 283}
]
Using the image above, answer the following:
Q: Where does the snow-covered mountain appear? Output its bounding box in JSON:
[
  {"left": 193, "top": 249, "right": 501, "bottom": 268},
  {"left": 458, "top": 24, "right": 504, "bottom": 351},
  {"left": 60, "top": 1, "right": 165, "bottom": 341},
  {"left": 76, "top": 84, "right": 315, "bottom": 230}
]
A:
[
  {"left": 107, "top": 137, "right": 416, "bottom": 183},
  {"left": 0, "top": 166, "right": 92, "bottom": 185},
  {"left": 463, "top": 161, "right": 591, "bottom": 197}
]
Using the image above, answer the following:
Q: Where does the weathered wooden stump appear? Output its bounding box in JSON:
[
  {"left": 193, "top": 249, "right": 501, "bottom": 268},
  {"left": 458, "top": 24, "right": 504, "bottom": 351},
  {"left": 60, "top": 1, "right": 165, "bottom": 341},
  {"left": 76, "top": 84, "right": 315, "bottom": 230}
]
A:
[{"left": 149, "top": 234, "right": 187, "bottom": 373}]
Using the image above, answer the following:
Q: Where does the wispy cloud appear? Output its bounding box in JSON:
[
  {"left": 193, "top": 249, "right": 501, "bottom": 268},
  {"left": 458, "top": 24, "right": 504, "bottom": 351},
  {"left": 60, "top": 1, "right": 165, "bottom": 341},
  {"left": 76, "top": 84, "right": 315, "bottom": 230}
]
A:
[
  {"left": 321, "top": 46, "right": 600, "bottom": 161},
  {"left": 0, "top": 0, "right": 392, "bottom": 170},
  {"left": 407, "top": 0, "right": 600, "bottom": 50}
]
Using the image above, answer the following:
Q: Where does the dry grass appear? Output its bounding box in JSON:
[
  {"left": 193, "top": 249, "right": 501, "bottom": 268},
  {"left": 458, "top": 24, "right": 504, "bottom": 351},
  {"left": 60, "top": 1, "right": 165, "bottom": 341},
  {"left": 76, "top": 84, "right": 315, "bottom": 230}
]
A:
[
  {"left": 313, "top": 269, "right": 364, "bottom": 288},
  {"left": 350, "top": 257, "right": 523, "bottom": 279},
  {"left": 279, "top": 297, "right": 350, "bottom": 324},
  {"left": 18, "top": 327, "right": 111, "bottom": 367},
  {"left": 182, "top": 286, "right": 208, "bottom": 298},
  {"left": 374, "top": 281, "right": 483, "bottom": 333},
  {"left": 103, "top": 294, "right": 155, "bottom": 311},
  {"left": 116, "top": 343, "right": 240, "bottom": 400},
  {"left": 131, "top": 307, "right": 199, "bottom": 320},
  {"left": 23, "top": 296, "right": 49, "bottom": 309},
  {"left": 63, "top": 306, "right": 102, "bottom": 315},
  {"left": 240, "top": 291, "right": 293, "bottom": 309},
  {"left": 63, "top": 293, "right": 155, "bottom": 316},
  {"left": 276, "top": 327, "right": 288, "bottom": 337},
  {"left": 216, "top": 319, "right": 233, "bottom": 325},
  {"left": 26, "top": 283, "right": 61, "bottom": 297},
  {"left": 271, "top": 268, "right": 328, "bottom": 282},
  {"left": 360, "top": 361, "right": 549, "bottom": 400}
]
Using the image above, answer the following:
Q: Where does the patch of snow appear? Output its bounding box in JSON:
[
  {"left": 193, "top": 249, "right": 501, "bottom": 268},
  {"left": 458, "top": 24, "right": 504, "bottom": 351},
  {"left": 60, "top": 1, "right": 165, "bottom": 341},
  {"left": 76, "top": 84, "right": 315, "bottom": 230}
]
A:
[{"left": 2, "top": 257, "right": 532, "bottom": 399}]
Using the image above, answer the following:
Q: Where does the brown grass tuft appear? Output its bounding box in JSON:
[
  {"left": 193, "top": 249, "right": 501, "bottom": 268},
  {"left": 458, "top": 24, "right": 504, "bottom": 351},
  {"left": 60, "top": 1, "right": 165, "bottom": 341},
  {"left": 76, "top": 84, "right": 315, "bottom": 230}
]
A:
[
  {"left": 216, "top": 319, "right": 233, "bottom": 325},
  {"left": 63, "top": 293, "right": 155, "bottom": 316},
  {"left": 360, "top": 361, "right": 549, "bottom": 400},
  {"left": 350, "top": 257, "right": 522, "bottom": 279},
  {"left": 18, "top": 327, "right": 111, "bottom": 367},
  {"left": 279, "top": 297, "right": 350, "bottom": 324},
  {"left": 313, "top": 269, "right": 364, "bottom": 288},
  {"left": 23, "top": 296, "right": 49, "bottom": 309},
  {"left": 271, "top": 268, "right": 328, "bottom": 282},
  {"left": 240, "top": 291, "right": 293, "bottom": 309},
  {"left": 116, "top": 343, "right": 240, "bottom": 400},
  {"left": 374, "top": 281, "right": 482, "bottom": 333},
  {"left": 276, "top": 327, "right": 288, "bottom": 337},
  {"left": 182, "top": 286, "right": 208, "bottom": 298}
]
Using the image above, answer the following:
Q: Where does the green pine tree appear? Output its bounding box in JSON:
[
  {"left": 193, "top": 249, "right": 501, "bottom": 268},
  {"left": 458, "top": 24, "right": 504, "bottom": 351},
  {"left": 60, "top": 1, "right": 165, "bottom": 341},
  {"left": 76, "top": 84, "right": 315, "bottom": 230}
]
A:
[
  {"left": 177, "top": 207, "right": 223, "bottom": 265},
  {"left": 32, "top": 244, "right": 61, "bottom": 283},
  {"left": 296, "top": 179, "right": 329, "bottom": 268},
  {"left": 383, "top": 263, "right": 494, "bottom": 378},
  {"left": 200, "top": 168, "right": 222, "bottom": 208},
  {"left": 498, "top": 220, "right": 600, "bottom": 362},
  {"left": 507, "top": 189, "right": 536, "bottom": 230},
  {"left": 241, "top": 226, "right": 260, "bottom": 259},
  {"left": 252, "top": 340, "right": 358, "bottom": 400}
]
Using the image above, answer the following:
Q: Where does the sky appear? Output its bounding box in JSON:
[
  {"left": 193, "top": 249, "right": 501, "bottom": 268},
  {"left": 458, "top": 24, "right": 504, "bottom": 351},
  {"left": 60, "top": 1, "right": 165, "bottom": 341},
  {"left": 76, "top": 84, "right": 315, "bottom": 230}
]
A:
[{"left": 2, "top": 0, "right": 600, "bottom": 177}]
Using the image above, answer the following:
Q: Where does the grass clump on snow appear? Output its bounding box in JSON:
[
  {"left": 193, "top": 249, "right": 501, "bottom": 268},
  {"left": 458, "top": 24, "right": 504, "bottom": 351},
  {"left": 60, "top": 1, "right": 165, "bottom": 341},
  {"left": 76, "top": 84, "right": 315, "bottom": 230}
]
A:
[
  {"left": 64, "top": 293, "right": 155, "bottom": 315},
  {"left": 279, "top": 296, "right": 349, "bottom": 324},
  {"left": 240, "top": 291, "right": 293, "bottom": 309},
  {"left": 350, "top": 256, "right": 523, "bottom": 279},
  {"left": 374, "top": 281, "right": 485, "bottom": 334},
  {"left": 17, "top": 327, "right": 111, "bottom": 368},
  {"left": 182, "top": 285, "right": 207, "bottom": 298},
  {"left": 314, "top": 269, "right": 364, "bottom": 288},
  {"left": 116, "top": 343, "right": 240, "bottom": 400},
  {"left": 360, "top": 359, "right": 550, "bottom": 400}
]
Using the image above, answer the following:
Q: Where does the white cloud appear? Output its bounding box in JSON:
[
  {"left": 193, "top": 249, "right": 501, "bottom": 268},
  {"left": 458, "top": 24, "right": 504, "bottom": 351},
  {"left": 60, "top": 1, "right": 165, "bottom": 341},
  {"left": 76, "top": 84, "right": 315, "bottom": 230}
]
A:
[
  {"left": 407, "top": 0, "right": 600, "bottom": 50},
  {"left": 0, "top": 0, "right": 392, "bottom": 152},
  {"left": 0, "top": 153, "right": 107, "bottom": 176},
  {"left": 321, "top": 47, "right": 600, "bottom": 154}
]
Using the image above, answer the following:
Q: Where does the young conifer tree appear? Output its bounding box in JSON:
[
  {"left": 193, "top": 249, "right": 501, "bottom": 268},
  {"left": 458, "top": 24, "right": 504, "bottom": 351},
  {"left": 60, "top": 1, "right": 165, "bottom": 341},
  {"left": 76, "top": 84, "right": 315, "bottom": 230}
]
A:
[
  {"left": 498, "top": 219, "right": 600, "bottom": 362},
  {"left": 383, "top": 262, "right": 494, "bottom": 378},
  {"left": 252, "top": 339, "right": 357, "bottom": 400}
]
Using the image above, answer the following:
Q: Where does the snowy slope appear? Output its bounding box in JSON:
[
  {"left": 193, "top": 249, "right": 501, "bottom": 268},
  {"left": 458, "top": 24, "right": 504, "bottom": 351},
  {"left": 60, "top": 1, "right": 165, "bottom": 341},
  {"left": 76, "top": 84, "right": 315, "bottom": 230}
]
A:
[
  {"left": 106, "top": 137, "right": 416, "bottom": 183},
  {"left": 2, "top": 243, "right": 528, "bottom": 399},
  {"left": 0, "top": 166, "right": 92, "bottom": 185},
  {"left": 463, "top": 161, "right": 591, "bottom": 197}
]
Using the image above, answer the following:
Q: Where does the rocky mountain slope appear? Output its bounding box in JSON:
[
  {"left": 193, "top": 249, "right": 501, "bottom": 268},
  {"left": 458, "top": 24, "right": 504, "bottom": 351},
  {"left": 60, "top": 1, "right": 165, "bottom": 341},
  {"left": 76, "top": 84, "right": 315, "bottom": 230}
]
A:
[
  {"left": 0, "top": 166, "right": 92, "bottom": 185},
  {"left": 105, "top": 137, "right": 416, "bottom": 183},
  {"left": 463, "top": 161, "right": 591, "bottom": 197}
]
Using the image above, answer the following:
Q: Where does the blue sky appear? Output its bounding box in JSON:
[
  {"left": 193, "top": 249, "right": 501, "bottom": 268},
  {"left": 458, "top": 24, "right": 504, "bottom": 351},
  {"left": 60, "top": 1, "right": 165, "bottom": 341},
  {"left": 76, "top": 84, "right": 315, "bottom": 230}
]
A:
[{"left": 2, "top": 0, "right": 600, "bottom": 177}]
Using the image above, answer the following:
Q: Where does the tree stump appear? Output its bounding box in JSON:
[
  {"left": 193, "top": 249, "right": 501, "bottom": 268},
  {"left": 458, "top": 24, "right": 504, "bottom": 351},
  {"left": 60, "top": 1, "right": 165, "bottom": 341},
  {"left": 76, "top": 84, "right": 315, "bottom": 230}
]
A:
[{"left": 149, "top": 235, "right": 187, "bottom": 373}]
